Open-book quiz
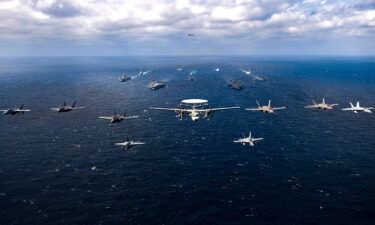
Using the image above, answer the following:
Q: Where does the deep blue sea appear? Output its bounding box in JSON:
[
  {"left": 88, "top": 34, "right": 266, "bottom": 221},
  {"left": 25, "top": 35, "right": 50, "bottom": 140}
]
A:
[{"left": 0, "top": 56, "right": 374, "bottom": 225}]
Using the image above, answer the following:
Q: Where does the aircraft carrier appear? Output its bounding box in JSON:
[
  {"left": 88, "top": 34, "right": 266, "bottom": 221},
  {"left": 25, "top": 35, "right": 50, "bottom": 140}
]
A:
[{"left": 148, "top": 80, "right": 166, "bottom": 90}]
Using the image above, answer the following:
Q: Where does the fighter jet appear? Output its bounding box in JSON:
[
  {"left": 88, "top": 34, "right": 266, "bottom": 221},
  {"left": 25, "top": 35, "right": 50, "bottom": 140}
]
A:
[
  {"left": 234, "top": 132, "right": 263, "bottom": 146},
  {"left": 342, "top": 102, "right": 373, "bottom": 113},
  {"left": 177, "top": 67, "right": 183, "bottom": 71},
  {"left": 240, "top": 69, "right": 251, "bottom": 75},
  {"left": 51, "top": 101, "right": 84, "bottom": 113},
  {"left": 215, "top": 68, "right": 220, "bottom": 72},
  {"left": 115, "top": 137, "right": 145, "bottom": 150},
  {"left": 246, "top": 100, "right": 286, "bottom": 114},
  {"left": 188, "top": 33, "right": 194, "bottom": 37},
  {"left": 305, "top": 98, "right": 338, "bottom": 110},
  {"left": 1, "top": 105, "right": 30, "bottom": 115},
  {"left": 98, "top": 109, "right": 139, "bottom": 123}
]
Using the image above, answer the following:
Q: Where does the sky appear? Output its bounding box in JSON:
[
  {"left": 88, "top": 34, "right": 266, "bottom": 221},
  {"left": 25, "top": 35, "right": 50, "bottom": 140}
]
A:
[{"left": 0, "top": 0, "right": 374, "bottom": 56}]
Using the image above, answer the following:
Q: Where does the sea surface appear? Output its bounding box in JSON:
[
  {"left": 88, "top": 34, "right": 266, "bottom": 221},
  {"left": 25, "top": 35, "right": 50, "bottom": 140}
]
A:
[{"left": 0, "top": 56, "right": 374, "bottom": 225}]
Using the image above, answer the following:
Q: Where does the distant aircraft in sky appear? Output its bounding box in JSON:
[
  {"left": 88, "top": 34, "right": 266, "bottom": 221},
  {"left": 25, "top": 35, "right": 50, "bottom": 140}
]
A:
[
  {"left": 342, "top": 102, "right": 373, "bottom": 113},
  {"left": 188, "top": 33, "right": 194, "bottom": 37}
]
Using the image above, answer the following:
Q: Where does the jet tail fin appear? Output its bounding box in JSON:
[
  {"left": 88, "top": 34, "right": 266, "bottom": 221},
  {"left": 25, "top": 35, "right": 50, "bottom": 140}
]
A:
[
  {"left": 72, "top": 101, "right": 77, "bottom": 108},
  {"left": 256, "top": 100, "right": 261, "bottom": 108},
  {"left": 356, "top": 102, "right": 360, "bottom": 108},
  {"left": 20, "top": 104, "right": 24, "bottom": 109},
  {"left": 312, "top": 99, "right": 317, "bottom": 105},
  {"left": 268, "top": 100, "right": 271, "bottom": 108},
  {"left": 249, "top": 132, "right": 252, "bottom": 139},
  {"left": 350, "top": 102, "right": 355, "bottom": 108}
]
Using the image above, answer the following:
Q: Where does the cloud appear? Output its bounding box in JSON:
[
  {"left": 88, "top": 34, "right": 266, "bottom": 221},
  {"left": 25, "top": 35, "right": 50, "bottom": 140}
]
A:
[{"left": 0, "top": 0, "right": 374, "bottom": 55}]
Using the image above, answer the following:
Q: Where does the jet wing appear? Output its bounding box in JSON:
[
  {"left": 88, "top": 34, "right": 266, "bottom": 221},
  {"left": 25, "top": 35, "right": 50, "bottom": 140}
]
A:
[
  {"left": 115, "top": 143, "right": 126, "bottom": 146},
  {"left": 151, "top": 107, "right": 181, "bottom": 112},
  {"left": 99, "top": 116, "right": 113, "bottom": 120},
  {"left": 123, "top": 116, "right": 139, "bottom": 119},
  {"left": 0, "top": 110, "right": 7, "bottom": 112},
  {"left": 305, "top": 105, "right": 318, "bottom": 108},
  {"left": 253, "top": 138, "right": 263, "bottom": 141},
  {"left": 272, "top": 107, "right": 286, "bottom": 110},
  {"left": 72, "top": 107, "right": 84, "bottom": 110},
  {"left": 329, "top": 104, "right": 339, "bottom": 107},
  {"left": 15, "top": 109, "right": 31, "bottom": 112},
  {"left": 245, "top": 108, "right": 262, "bottom": 111},
  {"left": 342, "top": 108, "right": 354, "bottom": 111},
  {"left": 132, "top": 142, "right": 145, "bottom": 145},
  {"left": 203, "top": 107, "right": 240, "bottom": 111},
  {"left": 51, "top": 108, "right": 60, "bottom": 111}
]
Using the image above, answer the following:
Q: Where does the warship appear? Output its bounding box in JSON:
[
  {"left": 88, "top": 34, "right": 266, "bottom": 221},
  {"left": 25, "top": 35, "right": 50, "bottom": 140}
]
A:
[
  {"left": 227, "top": 80, "right": 244, "bottom": 90},
  {"left": 253, "top": 74, "right": 267, "bottom": 82},
  {"left": 148, "top": 80, "right": 166, "bottom": 90},
  {"left": 119, "top": 74, "right": 131, "bottom": 82}
]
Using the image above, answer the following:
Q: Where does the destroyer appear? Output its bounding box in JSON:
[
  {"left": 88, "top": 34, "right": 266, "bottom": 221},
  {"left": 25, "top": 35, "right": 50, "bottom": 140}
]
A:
[
  {"left": 227, "top": 80, "right": 243, "bottom": 90},
  {"left": 119, "top": 74, "right": 131, "bottom": 82}
]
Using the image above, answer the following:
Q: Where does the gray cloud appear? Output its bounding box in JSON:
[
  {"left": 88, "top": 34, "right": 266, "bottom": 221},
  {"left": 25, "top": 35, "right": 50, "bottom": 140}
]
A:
[
  {"left": 23, "top": 0, "right": 85, "bottom": 18},
  {"left": 0, "top": 0, "right": 374, "bottom": 55}
]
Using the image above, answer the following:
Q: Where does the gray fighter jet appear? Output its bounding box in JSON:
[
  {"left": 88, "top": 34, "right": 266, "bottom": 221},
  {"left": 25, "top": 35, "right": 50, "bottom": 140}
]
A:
[
  {"left": 115, "top": 137, "right": 145, "bottom": 150},
  {"left": 99, "top": 109, "right": 139, "bottom": 123},
  {"left": 1, "top": 104, "right": 30, "bottom": 115},
  {"left": 305, "top": 98, "right": 338, "bottom": 110},
  {"left": 51, "top": 101, "right": 84, "bottom": 113},
  {"left": 234, "top": 132, "right": 263, "bottom": 146},
  {"left": 246, "top": 100, "right": 286, "bottom": 114},
  {"left": 342, "top": 102, "right": 373, "bottom": 113}
]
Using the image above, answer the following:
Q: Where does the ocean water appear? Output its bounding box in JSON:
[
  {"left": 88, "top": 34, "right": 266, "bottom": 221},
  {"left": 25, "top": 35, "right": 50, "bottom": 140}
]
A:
[{"left": 0, "top": 56, "right": 374, "bottom": 225}]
